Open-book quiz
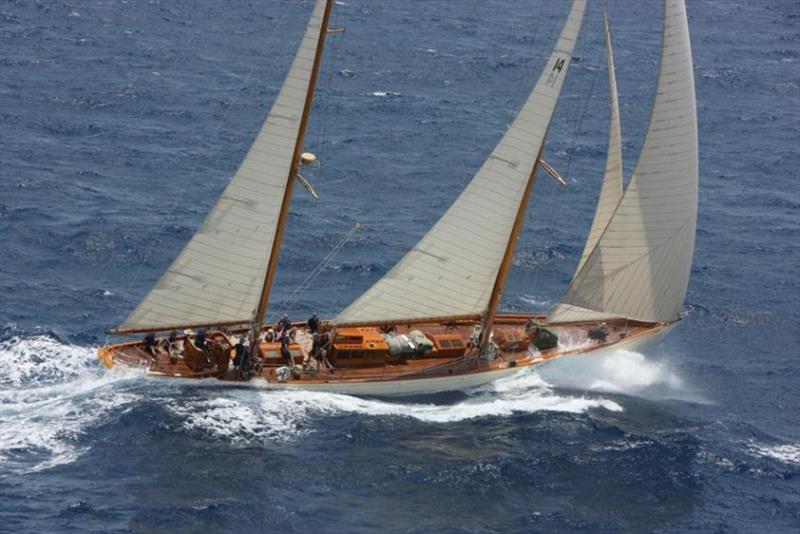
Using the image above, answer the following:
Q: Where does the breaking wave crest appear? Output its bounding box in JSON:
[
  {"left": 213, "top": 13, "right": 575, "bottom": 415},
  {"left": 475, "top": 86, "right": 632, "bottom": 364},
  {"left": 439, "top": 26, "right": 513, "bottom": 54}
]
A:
[
  {"left": 535, "top": 348, "right": 702, "bottom": 402},
  {"left": 747, "top": 441, "right": 800, "bottom": 466},
  {"left": 0, "top": 334, "right": 143, "bottom": 474}
]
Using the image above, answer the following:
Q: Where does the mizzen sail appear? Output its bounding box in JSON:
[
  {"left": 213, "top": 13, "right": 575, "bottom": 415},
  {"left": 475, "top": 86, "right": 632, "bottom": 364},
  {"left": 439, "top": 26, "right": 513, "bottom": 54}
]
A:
[
  {"left": 119, "top": 0, "right": 330, "bottom": 332},
  {"left": 335, "top": 0, "right": 586, "bottom": 325},
  {"left": 550, "top": 0, "right": 698, "bottom": 324}
]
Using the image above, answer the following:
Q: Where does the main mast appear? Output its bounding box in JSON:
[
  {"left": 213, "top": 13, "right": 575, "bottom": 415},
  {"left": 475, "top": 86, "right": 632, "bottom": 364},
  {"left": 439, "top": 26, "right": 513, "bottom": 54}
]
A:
[
  {"left": 252, "top": 0, "right": 334, "bottom": 338},
  {"left": 479, "top": 156, "right": 542, "bottom": 351}
]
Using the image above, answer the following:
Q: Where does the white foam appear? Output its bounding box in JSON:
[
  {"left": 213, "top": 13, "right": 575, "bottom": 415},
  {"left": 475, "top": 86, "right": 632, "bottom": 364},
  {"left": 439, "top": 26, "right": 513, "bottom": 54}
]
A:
[
  {"left": 164, "top": 367, "right": 620, "bottom": 445},
  {"left": 536, "top": 349, "right": 693, "bottom": 400},
  {"left": 1, "top": 336, "right": 626, "bottom": 459},
  {"left": 0, "top": 335, "right": 143, "bottom": 473},
  {"left": 519, "top": 294, "right": 552, "bottom": 308},
  {"left": 747, "top": 441, "right": 800, "bottom": 465},
  {"left": 166, "top": 391, "right": 313, "bottom": 444}
]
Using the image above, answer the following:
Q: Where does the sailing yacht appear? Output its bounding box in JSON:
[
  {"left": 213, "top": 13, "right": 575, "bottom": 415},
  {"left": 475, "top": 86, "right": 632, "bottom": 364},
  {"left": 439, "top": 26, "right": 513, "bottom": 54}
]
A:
[{"left": 98, "top": 0, "right": 699, "bottom": 396}]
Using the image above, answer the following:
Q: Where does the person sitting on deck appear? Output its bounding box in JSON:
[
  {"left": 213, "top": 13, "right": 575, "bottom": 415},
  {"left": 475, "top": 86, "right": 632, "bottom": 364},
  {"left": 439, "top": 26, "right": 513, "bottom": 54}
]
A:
[
  {"left": 307, "top": 313, "right": 320, "bottom": 334},
  {"left": 263, "top": 329, "right": 275, "bottom": 343},
  {"left": 168, "top": 330, "right": 183, "bottom": 364}
]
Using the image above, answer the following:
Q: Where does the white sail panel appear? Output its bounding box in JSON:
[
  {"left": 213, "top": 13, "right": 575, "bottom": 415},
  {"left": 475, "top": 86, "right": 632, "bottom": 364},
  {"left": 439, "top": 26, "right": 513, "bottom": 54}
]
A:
[
  {"left": 577, "top": 10, "right": 624, "bottom": 276},
  {"left": 120, "top": 0, "right": 328, "bottom": 330},
  {"left": 549, "top": 9, "right": 624, "bottom": 323},
  {"left": 552, "top": 0, "right": 698, "bottom": 324},
  {"left": 336, "top": 0, "right": 587, "bottom": 325}
]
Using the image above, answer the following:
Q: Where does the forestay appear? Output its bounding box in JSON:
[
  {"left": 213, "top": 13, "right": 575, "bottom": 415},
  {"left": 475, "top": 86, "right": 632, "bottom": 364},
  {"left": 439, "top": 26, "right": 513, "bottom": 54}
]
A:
[
  {"left": 548, "top": 9, "right": 624, "bottom": 323},
  {"left": 335, "top": 0, "right": 586, "bottom": 325},
  {"left": 550, "top": 0, "right": 698, "bottom": 324},
  {"left": 119, "top": 0, "right": 329, "bottom": 331}
]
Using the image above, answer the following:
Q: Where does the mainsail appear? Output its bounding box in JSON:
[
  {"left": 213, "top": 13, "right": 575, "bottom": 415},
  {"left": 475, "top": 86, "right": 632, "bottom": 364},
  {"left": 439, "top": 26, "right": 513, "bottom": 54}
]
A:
[
  {"left": 549, "top": 0, "right": 698, "bottom": 324},
  {"left": 119, "top": 0, "right": 330, "bottom": 332},
  {"left": 335, "top": 0, "right": 587, "bottom": 325}
]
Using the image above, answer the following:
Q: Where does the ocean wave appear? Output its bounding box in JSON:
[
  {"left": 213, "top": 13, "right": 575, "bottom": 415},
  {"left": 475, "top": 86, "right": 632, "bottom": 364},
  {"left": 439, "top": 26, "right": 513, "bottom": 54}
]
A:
[
  {"left": 746, "top": 441, "right": 800, "bottom": 466},
  {"left": 0, "top": 335, "right": 143, "bottom": 474}
]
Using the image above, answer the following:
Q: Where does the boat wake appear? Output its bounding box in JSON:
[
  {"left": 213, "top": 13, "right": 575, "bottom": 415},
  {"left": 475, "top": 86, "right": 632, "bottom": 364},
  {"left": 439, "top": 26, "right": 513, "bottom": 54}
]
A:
[
  {"left": 0, "top": 336, "right": 700, "bottom": 473},
  {"left": 0, "top": 334, "right": 143, "bottom": 474},
  {"left": 162, "top": 367, "right": 623, "bottom": 447},
  {"left": 1, "top": 334, "right": 629, "bottom": 471},
  {"left": 3, "top": 334, "right": 703, "bottom": 472}
]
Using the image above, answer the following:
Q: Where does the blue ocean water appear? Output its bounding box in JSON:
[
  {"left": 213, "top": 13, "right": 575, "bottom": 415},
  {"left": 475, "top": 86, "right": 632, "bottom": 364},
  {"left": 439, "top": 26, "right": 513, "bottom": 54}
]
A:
[{"left": 1, "top": 0, "right": 798, "bottom": 531}]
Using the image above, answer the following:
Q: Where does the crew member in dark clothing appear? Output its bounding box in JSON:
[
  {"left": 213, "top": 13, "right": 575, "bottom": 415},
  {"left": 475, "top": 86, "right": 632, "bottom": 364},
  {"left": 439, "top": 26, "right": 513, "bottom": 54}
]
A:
[
  {"left": 144, "top": 333, "right": 158, "bottom": 358},
  {"left": 280, "top": 335, "right": 293, "bottom": 366},
  {"left": 194, "top": 329, "right": 208, "bottom": 350},
  {"left": 233, "top": 336, "right": 247, "bottom": 367},
  {"left": 311, "top": 332, "right": 332, "bottom": 369},
  {"left": 307, "top": 313, "right": 320, "bottom": 334}
]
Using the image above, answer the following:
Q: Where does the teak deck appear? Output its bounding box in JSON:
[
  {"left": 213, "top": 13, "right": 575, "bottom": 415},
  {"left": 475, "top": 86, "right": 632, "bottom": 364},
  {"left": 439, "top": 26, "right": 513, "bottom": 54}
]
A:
[{"left": 99, "top": 314, "right": 670, "bottom": 389}]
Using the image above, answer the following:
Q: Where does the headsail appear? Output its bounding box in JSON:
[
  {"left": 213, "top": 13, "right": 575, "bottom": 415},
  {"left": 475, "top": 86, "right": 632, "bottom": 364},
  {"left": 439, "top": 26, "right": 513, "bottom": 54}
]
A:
[
  {"left": 548, "top": 8, "right": 624, "bottom": 323},
  {"left": 576, "top": 9, "right": 624, "bottom": 276},
  {"left": 335, "top": 0, "right": 586, "bottom": 325},
  {"left": 550, "top": 0, "right": 698, "bottom": 324},
  {"left": 118, "top": 0, "right": 330, "bottom": 332}
]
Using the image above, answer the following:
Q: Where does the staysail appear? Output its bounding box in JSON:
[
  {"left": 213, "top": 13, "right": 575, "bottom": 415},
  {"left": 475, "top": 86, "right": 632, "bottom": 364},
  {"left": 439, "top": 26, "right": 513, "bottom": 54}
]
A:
[
  {"left": 548, "top": 8, "right": 625, "bottom": 323},
  {"left": 576, "top": 10, "right": 624, "bottom": 276},
  {"left": 335, "top": 0, "right": 586, "bottom": 325},
  {"left": 549, "top": 0, "right": 698, "bottom": 324},
  {"left": 118, "top": 0, "right": 330, "bottom": 332}
]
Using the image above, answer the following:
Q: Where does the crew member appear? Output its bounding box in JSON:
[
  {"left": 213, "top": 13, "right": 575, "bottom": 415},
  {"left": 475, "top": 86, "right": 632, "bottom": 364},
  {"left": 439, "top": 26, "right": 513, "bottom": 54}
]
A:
[
  {"left": 275, "top": 315, "right": 291, "bottom": 339},
  {"left": 307, "top": 313, "right": 320, "bottom": 334},
  {"left": 233, "top": 336, "right": 249, "bottom": 368},
  {"left": 144, "top": 333, "right": 158, "bottom": 358},
  {"left": 194, "top": 329, "right": 208, "bottom": 350},
  {"left": 280, "top": 335, "right": 293, "bottom": 366}
]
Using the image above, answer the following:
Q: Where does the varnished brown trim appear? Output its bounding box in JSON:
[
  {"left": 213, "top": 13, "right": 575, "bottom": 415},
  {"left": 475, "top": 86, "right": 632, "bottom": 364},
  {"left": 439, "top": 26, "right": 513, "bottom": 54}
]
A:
[
  {"left": 481, "top": 149, "right": 544, "bottom": 347},
  {"left": 108, "top": 319, "right": 251, "bottom": 336},
  {"left": 253, "top": 0, "right": 334, "bottom": 333}
]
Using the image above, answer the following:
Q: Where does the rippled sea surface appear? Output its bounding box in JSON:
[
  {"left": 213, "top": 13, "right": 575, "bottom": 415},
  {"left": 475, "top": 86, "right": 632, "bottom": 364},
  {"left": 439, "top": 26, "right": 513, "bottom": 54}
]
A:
[{"left": 1, "top": 1, "right": 798, "bottom": 532}]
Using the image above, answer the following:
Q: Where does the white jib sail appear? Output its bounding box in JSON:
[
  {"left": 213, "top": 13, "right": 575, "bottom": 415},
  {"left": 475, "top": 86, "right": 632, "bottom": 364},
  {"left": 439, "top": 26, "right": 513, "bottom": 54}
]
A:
[
  {"left": 120, "top": 0, "right": 329, "bottom": 331},
  {"left": 551, "top": 0, "right": 698, "bottom": 324},
  {"left": 335, "top": 0, "right": 587, "bottom": 325},
  {"left": 548, "top": 8, "right": 625, "bottom": 324}
]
